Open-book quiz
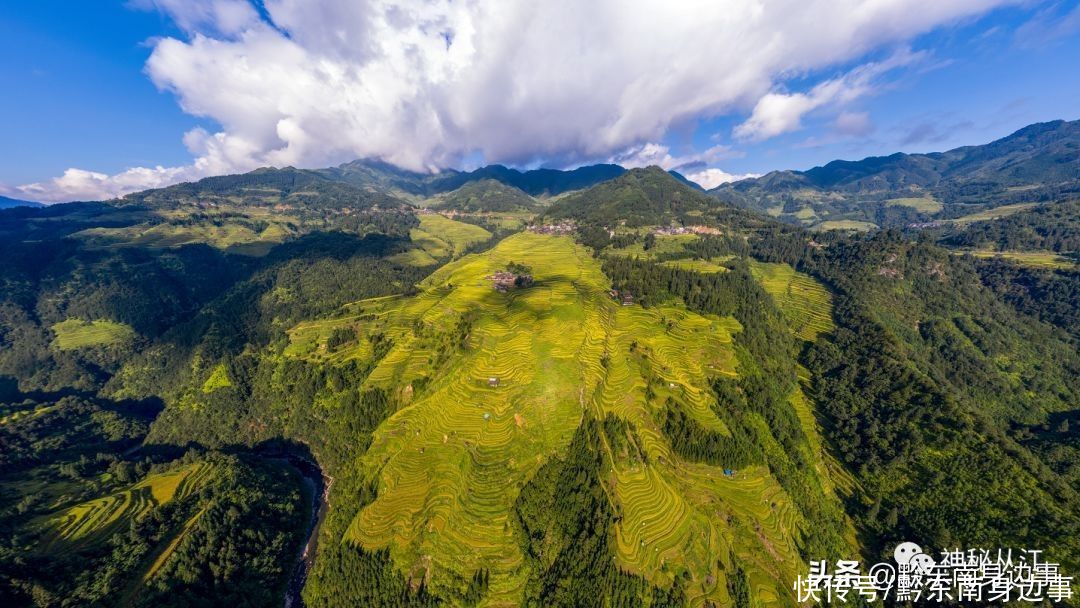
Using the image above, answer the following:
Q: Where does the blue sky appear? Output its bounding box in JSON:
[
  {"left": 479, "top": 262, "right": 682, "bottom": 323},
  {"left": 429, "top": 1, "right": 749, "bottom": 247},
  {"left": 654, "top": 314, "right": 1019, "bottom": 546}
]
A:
[
  {"left": 1, "top": 1, "right": 1077, "bottom": 201},
  {"left": 677, "top": 3, "right": 1080, "bottom": 177},
  {"left": 0, "top": 3, "right": 204, "bottom": 184}
]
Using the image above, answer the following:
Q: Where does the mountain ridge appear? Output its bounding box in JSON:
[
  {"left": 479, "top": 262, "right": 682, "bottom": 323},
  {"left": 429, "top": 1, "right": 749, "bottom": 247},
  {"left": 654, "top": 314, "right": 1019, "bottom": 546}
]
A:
[
  {"left": 542, "top": 166, "right": 720, "bottom": 227},
  {"left": 711, "top": 119, "right": 1080, "bottom": 229},
  {"left": 0, "top": 195, "right": 44, "bottom": 209}
]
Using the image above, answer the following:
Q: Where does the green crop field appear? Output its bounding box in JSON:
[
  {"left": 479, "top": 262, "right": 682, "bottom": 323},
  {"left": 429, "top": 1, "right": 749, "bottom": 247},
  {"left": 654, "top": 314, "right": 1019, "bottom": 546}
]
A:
[
  {"left": 51, "top": 318, "right": 135, "bottom": 350},
  {"left": 750, "top": 261, "right": 834, "bottom": 342},
  {"left": 38, "top": 462, "right": 215, "bottom": 554},
  {"left": 885, "top": 196, "right": 943, "bottom": 213},
  {"left": 286, "top": 233, "right": 825, "bottom": 605},
  {"left": 390, "top": 214, "right": 493, "bottom": 265}
]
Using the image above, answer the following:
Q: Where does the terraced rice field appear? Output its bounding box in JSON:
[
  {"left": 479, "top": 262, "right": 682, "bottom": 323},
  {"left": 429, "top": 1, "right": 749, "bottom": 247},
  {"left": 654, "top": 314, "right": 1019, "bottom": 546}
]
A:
[
  {"left": 389, "top": 214, "right": 493, "bottom": 266},
  {"left": 419, "top": 214, "right": 492, "bottom": 255},
  {"left": 288, "top": 233, "right": 822, "bottom": 605},
  {"left": 51, "top": 318, "right": 135, "bottom": 350},
  {"left": 39, "top": 461, "right": 214, "bottom": 554},
  {"left": 749, "top": 261, "right": 834, "bottom": 341}
]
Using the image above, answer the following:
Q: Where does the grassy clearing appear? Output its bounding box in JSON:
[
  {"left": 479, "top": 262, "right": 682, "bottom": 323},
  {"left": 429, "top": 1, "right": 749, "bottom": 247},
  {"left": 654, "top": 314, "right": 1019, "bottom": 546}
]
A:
[
  {"left": 51, "top": 319, "right": 135, "bottom": 350},
  {"left": 947, "top": 202, "right": 1038, "bottom": 225},
  {"left": 964, "top": 249, "right": 1076, "bottom": 269},
  {"left": 287, "top": 233, "right": 811, "bottom": 605},
  {"left": 201, "top": 363, "right": 233, "bottom": 393},
  {"left": 886, "top": 196, "right": 943, "bottom": 213},
  {"left": 811, "top": 220, "right": 878, "bottom": 232},
  {"left": 750, "top": 261, "right": 834, "bottom": 341},
  {"left": 38, "top": 462, "right": 215, "bottom": 554}
]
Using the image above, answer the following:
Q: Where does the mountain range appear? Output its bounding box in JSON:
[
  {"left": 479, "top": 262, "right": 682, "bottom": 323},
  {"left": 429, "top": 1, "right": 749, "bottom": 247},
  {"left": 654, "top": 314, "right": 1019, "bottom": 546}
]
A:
[{"left": 102, "top": 119, "right": 1077, "bottom": 234}]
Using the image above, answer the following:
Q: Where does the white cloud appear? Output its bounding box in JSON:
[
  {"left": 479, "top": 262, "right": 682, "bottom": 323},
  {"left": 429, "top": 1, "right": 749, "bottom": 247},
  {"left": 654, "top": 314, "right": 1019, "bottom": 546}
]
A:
[
  {"left": 684, "top": 168, "right": 761, "bottom": 190},
  {"left": 1014, "top": 3, "right": 1080, "bottom": 48},
  {"left": 610, "top": 143, "right": 742, "bottom": 171},
  {"left": 735, "top": 48, "right": 924, "bottom": 141},
  {"left": 608, "top": 142, "right": 753, "bottom": 189},
  {"left": 6, "top": 167, "right": 191, "bottom": 203},
  {"left": 129, "top": 0, "right": 261, "bottom": 36},
  {"left": 14, "top": 0, "right": 1018, "bottom": 202},
  {"left": 833, "top": 111, "right": 875, "bottom": 137}
]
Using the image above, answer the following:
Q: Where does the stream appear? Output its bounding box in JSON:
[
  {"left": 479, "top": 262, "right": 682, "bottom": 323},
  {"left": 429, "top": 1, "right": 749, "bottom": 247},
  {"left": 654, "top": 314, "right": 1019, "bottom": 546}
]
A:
[{"left": 279, "top": 453, "right": 332, "bottom": 608}]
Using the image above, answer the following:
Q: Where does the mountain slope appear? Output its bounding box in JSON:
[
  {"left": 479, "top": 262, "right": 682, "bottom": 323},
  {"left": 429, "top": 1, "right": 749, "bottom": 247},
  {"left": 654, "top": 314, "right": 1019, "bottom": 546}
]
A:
[
  {"left": 123, "top": 166, "right": 411, "bottom": 213},
  {"left": 713, "top": 119, "right": 1080, "bottom": 228}
]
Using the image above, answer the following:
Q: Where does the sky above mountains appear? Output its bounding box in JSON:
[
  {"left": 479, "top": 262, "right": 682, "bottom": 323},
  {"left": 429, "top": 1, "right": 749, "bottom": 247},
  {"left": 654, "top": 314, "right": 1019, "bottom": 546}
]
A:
[{"left": 1, "top": 0, "right": 1077, "bottom": 203}]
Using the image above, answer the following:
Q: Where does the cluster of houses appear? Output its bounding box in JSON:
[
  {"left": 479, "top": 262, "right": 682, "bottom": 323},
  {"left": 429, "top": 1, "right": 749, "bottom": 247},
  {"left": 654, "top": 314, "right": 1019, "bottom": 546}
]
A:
[
  {"left": 486, "top": 270, "right": 534, "bottom": 292},
  {"left": 528, "top": 222, "right": 576, "bottom": 235},
  {"left": 652, "top": 225, "right": 722, "bottom": 236},
  {"left": 906, "top": 220, "right": 944, "bottom": 229}
]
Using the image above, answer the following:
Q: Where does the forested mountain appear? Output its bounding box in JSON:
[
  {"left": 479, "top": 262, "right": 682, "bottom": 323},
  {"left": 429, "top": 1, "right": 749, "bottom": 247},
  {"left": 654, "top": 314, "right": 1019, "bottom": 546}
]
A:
[
  {"left": 0, "top": 196, "right": 43, "bottom": 209},
  {"left": 541, "top": 166, "right": 719, "bottom": 226},
  {"left": 1, "top": 121, "right": 1077, "bottom": 606},
  {"left": 428, "top": 179, "right": 538, "bottom": 212},
  {"left": 712, "top": 119, "right": 1080, "bottom": 229},
  {"left": 938, "top": 198, "right": 1080, "bottom": 253}
]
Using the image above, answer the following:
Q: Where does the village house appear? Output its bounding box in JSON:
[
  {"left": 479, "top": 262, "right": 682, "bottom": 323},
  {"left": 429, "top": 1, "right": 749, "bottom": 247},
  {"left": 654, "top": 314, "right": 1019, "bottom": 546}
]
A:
[{"left": 609, "top": 288, "right": 635, "bottom": 306}]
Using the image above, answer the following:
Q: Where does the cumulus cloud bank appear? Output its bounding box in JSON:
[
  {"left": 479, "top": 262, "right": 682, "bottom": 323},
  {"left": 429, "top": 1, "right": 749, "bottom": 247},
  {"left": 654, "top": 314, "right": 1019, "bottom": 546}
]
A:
[{"left": 5, "top": 0, "right": 1016, "bottom": 202}]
